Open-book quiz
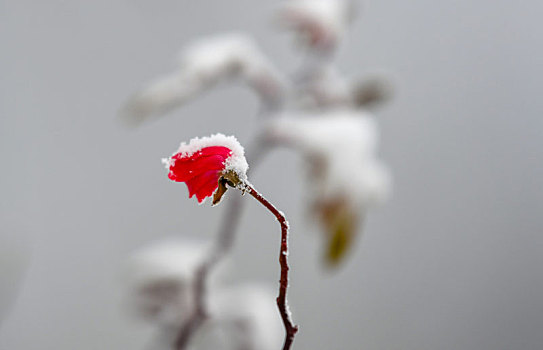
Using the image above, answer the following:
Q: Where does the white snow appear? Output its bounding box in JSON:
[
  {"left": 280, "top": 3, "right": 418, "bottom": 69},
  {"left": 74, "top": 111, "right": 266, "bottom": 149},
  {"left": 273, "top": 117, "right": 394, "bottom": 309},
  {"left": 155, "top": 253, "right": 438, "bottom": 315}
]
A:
[
  {"left": 278, "top": 0, "right": 353, "bottom": 47},
  {"left": 207, "top": 284, "right": 283, "bottom": 350},
  {"left": 264, "top": 109, "right": 391, "bottom": 209},
  {"left": 122, "top": 33, "right": 285, "bottom": 124},
  {"left": 178, "top": 33, "right": 281, "bottom": 86},
  {"left": 284, "top": 298, "right": 293, "bottom": 320},
  {"left": 124, "top": 239, "right": 212, "bottom": 291},
  {"left": 165, "top": 133, "right": 249, "bottom": 183},
  {"left": 296, "top": 64, "right": 352, "bottom": 109},
  {"left": 123, "top": 239, "right": 213, "bottom": 326},
  {"left": 124, "top": 239, "right": 282, "bottom": 350}
]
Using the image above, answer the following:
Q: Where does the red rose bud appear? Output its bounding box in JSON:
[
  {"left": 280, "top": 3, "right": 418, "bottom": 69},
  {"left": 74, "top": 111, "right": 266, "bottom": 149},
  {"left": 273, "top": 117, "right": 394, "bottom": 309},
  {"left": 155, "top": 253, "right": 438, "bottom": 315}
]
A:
[{"left": 164, "top": 134, "right": 248, "bottom": 205}]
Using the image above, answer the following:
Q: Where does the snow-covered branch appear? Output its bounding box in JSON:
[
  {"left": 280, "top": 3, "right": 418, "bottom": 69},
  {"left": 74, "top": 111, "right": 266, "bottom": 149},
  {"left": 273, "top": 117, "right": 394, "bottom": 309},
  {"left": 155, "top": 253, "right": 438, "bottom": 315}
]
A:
[
  {"left": 264, "top": 111, "right": 391, "bottom": 264},
  {"left": 122, "top": 33, "right": 287, "bottom": 126}
]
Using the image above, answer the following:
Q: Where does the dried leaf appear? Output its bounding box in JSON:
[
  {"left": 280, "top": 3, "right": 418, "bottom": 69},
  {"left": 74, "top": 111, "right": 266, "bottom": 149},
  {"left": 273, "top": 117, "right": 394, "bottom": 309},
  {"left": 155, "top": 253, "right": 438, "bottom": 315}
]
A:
[
  {"left": 212, "top": 180, "right": 228, "bottom": 206},
  {"left": 318, "top": 198, "right": 361, "bottom": 266}
]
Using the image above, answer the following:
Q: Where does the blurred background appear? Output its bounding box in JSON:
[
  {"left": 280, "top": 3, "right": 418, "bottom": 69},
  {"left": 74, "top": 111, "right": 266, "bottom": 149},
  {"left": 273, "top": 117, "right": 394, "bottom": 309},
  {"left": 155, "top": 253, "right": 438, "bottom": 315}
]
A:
[{"left": 1, "top": 0, "right": 543, "bottom": 349}]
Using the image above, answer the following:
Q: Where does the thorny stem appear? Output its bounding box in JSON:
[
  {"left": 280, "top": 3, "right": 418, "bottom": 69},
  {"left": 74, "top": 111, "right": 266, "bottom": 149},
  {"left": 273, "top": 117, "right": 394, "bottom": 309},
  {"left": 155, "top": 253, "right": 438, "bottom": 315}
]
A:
[{"left": 245, "top": 184, "right": 299, "bottom": 350}]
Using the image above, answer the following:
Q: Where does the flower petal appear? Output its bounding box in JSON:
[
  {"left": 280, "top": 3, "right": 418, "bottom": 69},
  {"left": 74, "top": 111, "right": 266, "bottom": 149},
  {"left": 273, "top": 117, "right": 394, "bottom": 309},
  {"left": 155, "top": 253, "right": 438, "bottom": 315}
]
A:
[
  {"left": 192, "top": 146, "right": 232, "bottom": 159},
  {"left": 172, "top": 146, "right": 232, "bottom": 164},
  {"left": 165, "top": 136, "right": 248, "bottom": 205},
  {"left": 168, "top": 154, "right": 226, "bottom": 182},
  {"left": 185, "top": 170, "right": 221, "bottom": 203}
]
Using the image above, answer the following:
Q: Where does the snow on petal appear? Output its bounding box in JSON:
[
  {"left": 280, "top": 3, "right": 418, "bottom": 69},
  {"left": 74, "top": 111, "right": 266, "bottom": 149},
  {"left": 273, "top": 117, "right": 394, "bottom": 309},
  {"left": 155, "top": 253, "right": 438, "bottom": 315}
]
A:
[
  {"left": 165, "top": 134, "right": 248, "bottom": 204},
  {"left": 169, "top": 134, "right": 248, "bottom": 178}
]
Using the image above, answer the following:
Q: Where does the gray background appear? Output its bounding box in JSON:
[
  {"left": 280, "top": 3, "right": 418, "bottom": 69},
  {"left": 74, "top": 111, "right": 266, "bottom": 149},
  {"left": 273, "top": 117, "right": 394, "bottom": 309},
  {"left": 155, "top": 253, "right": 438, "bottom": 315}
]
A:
[{"left": 1, "top": 0, "right": 543, "bottom": 349}]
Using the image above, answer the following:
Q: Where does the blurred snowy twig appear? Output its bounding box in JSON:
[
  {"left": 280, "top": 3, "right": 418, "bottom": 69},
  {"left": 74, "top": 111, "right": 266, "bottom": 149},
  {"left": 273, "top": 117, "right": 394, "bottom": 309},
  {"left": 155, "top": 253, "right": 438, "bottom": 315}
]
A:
[{"left": 122, "top": 33, "right": 287, "bottom": 126}]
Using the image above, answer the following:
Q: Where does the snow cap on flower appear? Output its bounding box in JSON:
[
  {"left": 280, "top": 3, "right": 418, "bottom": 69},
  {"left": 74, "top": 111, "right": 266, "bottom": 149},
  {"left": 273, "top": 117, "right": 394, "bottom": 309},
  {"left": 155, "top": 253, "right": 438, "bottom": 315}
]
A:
[
  {"left": 264, "top": 110, "right": 391, "bottom": 265},
  {"left": 164, "top": 133, "right": 248, "bottom": 205}
]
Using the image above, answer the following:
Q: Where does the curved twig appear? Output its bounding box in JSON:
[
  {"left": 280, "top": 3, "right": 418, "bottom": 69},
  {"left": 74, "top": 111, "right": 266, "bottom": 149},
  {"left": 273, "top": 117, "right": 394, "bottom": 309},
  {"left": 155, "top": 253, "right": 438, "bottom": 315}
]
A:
[{"left": 245, "top": 184, "right": 298, "bottom": 350}]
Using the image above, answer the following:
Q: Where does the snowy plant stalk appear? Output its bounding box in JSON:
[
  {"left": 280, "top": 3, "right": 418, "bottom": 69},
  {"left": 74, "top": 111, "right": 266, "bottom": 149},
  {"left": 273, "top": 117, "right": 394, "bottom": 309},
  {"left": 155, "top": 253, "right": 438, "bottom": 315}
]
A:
[
  {"left": 173, "top": 194, "right": 242, "bottom": 349},
  {"left": 174, "top": 169, "right": 299, "bottom": 350},
  {"left": 172, "top": 183, "right": 298, "bottom": 350},
  {"left": 173, "top": 261, "right": 207, "bottom": 349},
  {"left": 245, "top": 184, "right": 298, "bottom": 350}
]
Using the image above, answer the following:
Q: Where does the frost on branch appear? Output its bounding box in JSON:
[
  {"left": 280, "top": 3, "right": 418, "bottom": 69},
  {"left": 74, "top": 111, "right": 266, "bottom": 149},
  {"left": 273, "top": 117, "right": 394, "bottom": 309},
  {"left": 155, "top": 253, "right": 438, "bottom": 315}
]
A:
[
  {"left": 208, "top": 285, "right": 283, "bottom": 350},
  {"left": 295, "top": 64, "right": 351, "bottom": 109},
  {"left": 123, "top": 239, "right": 213, "bottom": 327},
  {"left": 265, "top": 110, "right": 391, "bottom": 265},
  {"left": 293, "top": 64, "right": 395, "bottom": 111},
  {"left": 277, "top": 0, "right": 354, "bottom": 50},
  {"left": 122, "top": 33, "right": 286, "bottom": 125},
  {"left": 123, "top": 240, "right": 282, "bottom": 350},
  {"left": 163, "top": 133, "right": 249, "bottom": 205}
]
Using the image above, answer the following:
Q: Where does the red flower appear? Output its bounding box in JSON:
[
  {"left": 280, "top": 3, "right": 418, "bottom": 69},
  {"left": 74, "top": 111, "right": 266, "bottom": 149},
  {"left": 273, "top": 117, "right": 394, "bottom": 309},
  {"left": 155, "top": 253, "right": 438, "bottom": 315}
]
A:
[{"left": 164, "top": 134, "right": 248, "bottom": 205}]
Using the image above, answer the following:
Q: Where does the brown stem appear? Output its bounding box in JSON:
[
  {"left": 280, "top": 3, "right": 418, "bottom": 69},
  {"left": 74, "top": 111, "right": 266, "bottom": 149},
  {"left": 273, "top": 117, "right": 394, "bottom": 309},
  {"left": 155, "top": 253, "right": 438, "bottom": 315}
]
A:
[{"left": 246, "top": 184, "right": 299, "bottom": 350}]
